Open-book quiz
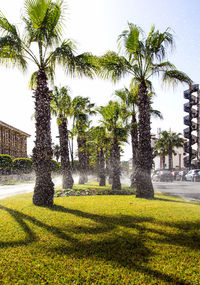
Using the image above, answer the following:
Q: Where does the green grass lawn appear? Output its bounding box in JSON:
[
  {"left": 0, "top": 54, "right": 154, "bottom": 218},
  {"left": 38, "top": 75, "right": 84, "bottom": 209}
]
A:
[{"left": 0, "top": 188, "right": 200, "bottom": 284}]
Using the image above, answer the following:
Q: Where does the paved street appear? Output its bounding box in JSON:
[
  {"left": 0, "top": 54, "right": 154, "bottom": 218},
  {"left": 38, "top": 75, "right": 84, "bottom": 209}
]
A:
[
  {"left": 0, "top": 183, "right": 34, "bottom": 200},
  {"left": 153, "top": 181, "right": 200, "bottom": 202},
  {"left": 0, "top": 180, "right": 200, "bottom": 202}
]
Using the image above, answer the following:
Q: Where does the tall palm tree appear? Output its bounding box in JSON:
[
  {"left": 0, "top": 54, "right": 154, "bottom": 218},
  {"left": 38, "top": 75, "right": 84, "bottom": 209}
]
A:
[
  {"left": 99, "top": 23, "right": 192, "bottom": 198},
  {"left": 98, "top": 100, "right": 128, "bottom": 190},
  {"left": 154, "top": 130, "right": 184, "bottom": 170},
  {"left": 72, "top": 96, "right": 96, "bottom": 184},
  {"left": 51, "top": 86, "right": 74, "bottom": 189},
  {"left": 0, "top": 0, "right": 97, "bottom": 206}
]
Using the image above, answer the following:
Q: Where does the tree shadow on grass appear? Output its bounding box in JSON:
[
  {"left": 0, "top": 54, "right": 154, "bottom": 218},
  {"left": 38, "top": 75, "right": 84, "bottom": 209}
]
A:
[
  {"left": 0, "top": 203, "right": 199, "bottom": 284},
  {"left": 0, "top": 205, "right": 77, "bottom": 248}
]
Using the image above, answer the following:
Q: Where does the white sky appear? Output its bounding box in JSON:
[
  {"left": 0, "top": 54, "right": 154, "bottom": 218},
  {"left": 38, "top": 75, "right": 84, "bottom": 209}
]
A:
[{"left": 0, "top": 0, "right": 199, "bottom": 160}]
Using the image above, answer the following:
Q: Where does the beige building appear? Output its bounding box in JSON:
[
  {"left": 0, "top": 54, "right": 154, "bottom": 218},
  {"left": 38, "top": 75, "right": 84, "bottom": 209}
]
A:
[
  {"left": 0, "top": 120, "right": 30, "bottom": 158},
  {"left": 153, "top": 147, "right": 185, "bottom": 170}
]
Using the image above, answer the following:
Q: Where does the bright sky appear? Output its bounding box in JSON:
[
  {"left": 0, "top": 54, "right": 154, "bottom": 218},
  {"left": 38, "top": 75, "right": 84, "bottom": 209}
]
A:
[{"left": 0, "top": 0, "right": 199, "bottom": 160}]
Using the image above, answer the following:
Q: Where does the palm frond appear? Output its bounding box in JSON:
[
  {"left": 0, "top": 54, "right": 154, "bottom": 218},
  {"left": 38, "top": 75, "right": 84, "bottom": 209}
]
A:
[
  {"left": 149, "top": 61, "right": 176, "bottom": 77},
  {"left": 48, "top": 40, "right": 97, "bottom": 77},
  {"left": 0, "top": 11, "right": 18, "bottom": 37},
  {"left": 146, "top": 26, "right": 174, "bottom": 62},
  {"left": 162, "top": 69, "right": 193, "bottom": 88},
  {"left": 98, "top": 51, "right": 131, "bottom": 82},
  {"left": 23, "top": 0, "right": 65, "bottom": 47},
  {"left": 150, "top": 108, "right": 163, "bottom": 120}
]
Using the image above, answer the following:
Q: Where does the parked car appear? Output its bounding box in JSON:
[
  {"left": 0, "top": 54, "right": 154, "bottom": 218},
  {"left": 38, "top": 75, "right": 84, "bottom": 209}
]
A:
[
  {"left": 185, "top": 169, "right": 200, "bottom": 182},
  {"left": 171, "top": 170, "right": 180, "bottom": 181},
  {"left": 195, "top": 171, "right": 200, "bottom": 182},
  {"left": 176, "top": 170, "right": 188, "bottom": 181},
  {"left": 152, "top": 170, "right": 173, "bottom": 182}
]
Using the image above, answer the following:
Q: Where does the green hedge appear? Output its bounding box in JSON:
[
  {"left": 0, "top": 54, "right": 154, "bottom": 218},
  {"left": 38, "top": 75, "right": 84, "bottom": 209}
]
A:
[
  {"left": 13, "top": 158, "right": 33, "bottom": 174},
  {"left": 51, "top": 159, "right": 60, "bottom": 173},
  {"left": 0, "top": 154, "right": 13, "bottom": 170}
]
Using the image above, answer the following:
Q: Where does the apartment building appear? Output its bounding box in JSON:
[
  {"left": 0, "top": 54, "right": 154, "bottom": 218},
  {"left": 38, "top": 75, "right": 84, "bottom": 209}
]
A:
[{"left": 0, "top": 120, "right": 30, "bottom": 158}]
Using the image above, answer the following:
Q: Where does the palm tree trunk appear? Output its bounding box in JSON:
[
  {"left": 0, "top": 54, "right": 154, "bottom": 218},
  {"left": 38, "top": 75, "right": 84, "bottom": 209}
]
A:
[
  {"left": 99, "top": 147, "right": 106, "bottom": 186},
  {"left": 168, "top": 145, "right": 173, "bottom": 171},
  {"left": 78, "top": 136, "right": 87, "bottom": 184},
  {"left": 135, "top": 81, "right": 154, "bottom": 198},
  {"left": 130, "top": 113, "right": 138, "bottom": 187},
  {"left": 163, "top": 155, "right": 166, "bottom": 169},
  {"left": 111, "top": 138, "right": 121, "bottom": 190},
  {"left": 96, "top": 149, "right": 100, "bottom": 182},
  {"left": 59, "top": 120, "right": 74, "bottom": 189},
  {"left": 32, "top": 68, "right": 54, "bottom": 206},
  {"left": 108, "top": 149, "right": 113, "bottom": 185}
]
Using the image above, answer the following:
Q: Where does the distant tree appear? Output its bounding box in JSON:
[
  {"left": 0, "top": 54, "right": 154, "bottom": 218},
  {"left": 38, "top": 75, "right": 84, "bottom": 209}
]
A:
[
  {"left": 89, "top": 126, "right": 109, "bottom": 186},
  {"left": 52, "top": 144, "right": 60, "bottom": 162},
  {"left": 154, "top": 131, "right": 184, "bottom": 170},
  {"left": 72, "top": 96, "right": 96, "bottom": 184},
  {"left": 51, "top": 86, "right": 74, "bottom": 189},
  {"left": 98, "top": 101, "right": 128, "bottom": 190}
]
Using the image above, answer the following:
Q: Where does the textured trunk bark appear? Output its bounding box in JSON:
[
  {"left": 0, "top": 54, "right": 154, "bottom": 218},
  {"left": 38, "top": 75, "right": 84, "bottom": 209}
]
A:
[
  {"left": 77, "top": 136, "right": 87, "bottom": 184},
  {"left": 111, "top": 139, "right": 121, "bottom": 190},
  {"left": 162, "top": 155, "right": 166, "bottom": 169},
  {"left": 130, "top": 113, "right": 138, "bottom": 188},
  {"left": 96, "top": 149, "right": 100, "bottom": 182},
  {"left": 59, "top": 120, "right": 74, "bottom": 189},
  {"left": 99, "top": 147, "right": 106, "bottom": 186},
  {"left": 135, "top": 81, "right": 154, "bottom": 198},
  {"left": 108, "top": 150, "right": 113, "bottom": 185},
  {"left": 32, "top": 68, "right": 54, "bottom": 206},
  {"left": 168, "top": 145, "right": 173, "bottom": 171}
]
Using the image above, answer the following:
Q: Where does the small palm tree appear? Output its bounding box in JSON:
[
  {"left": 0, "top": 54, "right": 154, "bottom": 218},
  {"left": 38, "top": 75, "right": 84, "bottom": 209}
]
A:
[
  {"left": 99, "top": 23, "right": 192, "bottom": 198},
  {"left": 89, "top": 126, "right": 109, "bottom": 186},
  {"left": 72, "top": 96, "right": 96, "bottom": 184},
  {"left": 154, "top": 130, "right": 184, "bottom": 170},
  {"left": 0, "top": 0, "right": 97, "bottom": 206},
  {"left": 51, "top": 86, "right": 74, "bottom": 189},
  {"left": 52, "top": 144, "right": 60, "bottom": 162},
  {"left": 98, "top": 100, "right": 128, "bottom": 190}
]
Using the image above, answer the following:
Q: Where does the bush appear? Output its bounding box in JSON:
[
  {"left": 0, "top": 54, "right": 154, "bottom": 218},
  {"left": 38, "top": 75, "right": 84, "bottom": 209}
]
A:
[
  {"left": 51, "top": 159, "right": 60, "bottom": 173},
  {"left": 0, "top": 154, "right": 13, "bottom": 172},
  {"left": 13, "top": 158, "right": 33, "bottom": 174}
]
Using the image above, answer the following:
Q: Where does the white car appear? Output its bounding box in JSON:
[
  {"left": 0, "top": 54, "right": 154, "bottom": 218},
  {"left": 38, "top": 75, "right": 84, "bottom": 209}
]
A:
[{"left": 185, "top": 169, "right": 200, "bottom": 182}]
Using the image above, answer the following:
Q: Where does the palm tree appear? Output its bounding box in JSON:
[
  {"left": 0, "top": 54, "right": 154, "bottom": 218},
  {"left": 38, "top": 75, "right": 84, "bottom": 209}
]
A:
[
  {"left": 72, "top": 96, "right": 96, "bottom": 184},
  {"left": 99, "top": 23, "right": 192, "bottom": 198},
  {"left": 51, "top": 86, "right": 74, "bottom": 189},
  {"left": 154, "top": 130, "right": 184, "bottom": 170},
  {"left": 98, "top": 100, "right": 128, "bottom": 190},
  {"left": 89, "top": 126, "right": 109, "bottom": 186},
  {"left": 52, "top": 144, "right": 60, "bottom": 162},
  {"left": 0, "top": 0, "right": 97, "bottom": 206},
  {"left": 115, "top": 82, "right": 163, "bottom": 187}
]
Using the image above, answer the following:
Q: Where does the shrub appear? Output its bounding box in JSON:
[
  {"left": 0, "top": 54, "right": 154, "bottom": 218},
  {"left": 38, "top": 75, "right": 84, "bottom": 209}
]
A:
[
  {"left": 0, "top": 154, "right": 13, "bottom": 172},
  {"left": 13, "top": 158, "right": 33, "bottom": 174},
  {"left": 51, "top": 159, "right": 60, "bottom": 173}
]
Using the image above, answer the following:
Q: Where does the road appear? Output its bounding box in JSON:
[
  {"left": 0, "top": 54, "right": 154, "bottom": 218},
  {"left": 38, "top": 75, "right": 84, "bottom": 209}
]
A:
[
  {"left": 153, "top": 181, "right": 200, "bottom": 202},
  {"left": 0, "top": 180, "right": 199, "bottom": 202},
  {"left": 0, "top": 183, "right": 34, "bottom": 200}
]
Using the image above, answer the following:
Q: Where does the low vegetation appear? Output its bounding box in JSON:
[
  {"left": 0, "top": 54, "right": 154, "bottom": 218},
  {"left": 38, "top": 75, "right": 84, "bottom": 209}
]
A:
[
  {"left": 0, "top": 187, "right": 199, "bottom": 284},
  {"left": 55, "top": 182, "right": 135, "bottom": 197}
]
